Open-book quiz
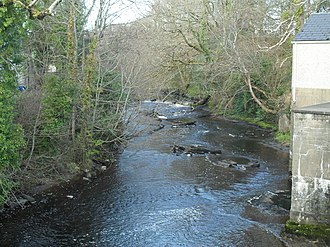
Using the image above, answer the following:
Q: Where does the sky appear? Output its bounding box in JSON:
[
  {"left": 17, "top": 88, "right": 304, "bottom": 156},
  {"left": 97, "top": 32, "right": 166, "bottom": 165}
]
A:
[
  {"left": 86, "top": 0, "right": 151, "bottom": 28},
  {"left": 115, "top": 0, "right": 151, "bottom": 24}
]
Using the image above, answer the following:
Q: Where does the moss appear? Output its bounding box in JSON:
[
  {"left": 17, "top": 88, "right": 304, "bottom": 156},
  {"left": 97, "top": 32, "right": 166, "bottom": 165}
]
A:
[
  {"left": 186, "top": 84, "right": 203, "bottom": 98},
  {"left": 231, "top": 115, "right": 277, "bottom": 130},
  {"left": 285, "top": 221, "right": 330, "bottom": 241},
  {"left": 275, "top": 131, "right": 291, "bottom": 146}
]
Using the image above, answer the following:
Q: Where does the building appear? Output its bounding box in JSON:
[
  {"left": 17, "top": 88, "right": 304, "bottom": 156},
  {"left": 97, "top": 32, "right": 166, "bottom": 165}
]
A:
[
  {"left": 290, "top": 13, "right": 330, "bottom": 225},
  {"left": 292, "top": 13, "right": 330, "bottom": 108}
]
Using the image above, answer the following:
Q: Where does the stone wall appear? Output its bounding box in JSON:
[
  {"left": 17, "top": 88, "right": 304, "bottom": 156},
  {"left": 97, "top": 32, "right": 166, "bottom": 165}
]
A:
[{"left": 291, "top": 108, "right": 330, "bottom": 224}]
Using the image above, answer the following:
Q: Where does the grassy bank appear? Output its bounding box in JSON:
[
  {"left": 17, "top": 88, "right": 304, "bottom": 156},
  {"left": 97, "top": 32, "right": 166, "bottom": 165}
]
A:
[{"left": 225, "top": 114, "right": 291, "bottom": 146}]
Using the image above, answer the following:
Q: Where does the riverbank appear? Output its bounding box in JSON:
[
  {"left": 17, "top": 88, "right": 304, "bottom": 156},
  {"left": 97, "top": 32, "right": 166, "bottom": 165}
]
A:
[
  {"left": 169, "top": 93, "right": 291, "bottom": 147},
  {"left": 2, "top": 99, "right": 289, "bottom": 211},
  {"left": 0, "top": 100, "right": 292, "bottom": 245},
  {"left": 1, "top": 100, "right": 315, "bottom": 246},
  {"left": 0, "top": 141, "right": 122, "bottom": 214},
  {"left": 282, "top": 221, "right": 330, "bottom": 246}
]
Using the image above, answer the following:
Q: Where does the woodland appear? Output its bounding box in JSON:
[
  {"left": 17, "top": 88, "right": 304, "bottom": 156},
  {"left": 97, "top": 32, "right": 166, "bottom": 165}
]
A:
[{"left": 0, "top": 0, "right": 329, "bottom": 205}]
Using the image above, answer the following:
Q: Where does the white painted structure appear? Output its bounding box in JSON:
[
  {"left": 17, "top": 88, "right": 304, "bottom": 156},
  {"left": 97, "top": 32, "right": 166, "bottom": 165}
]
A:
[
  {"left": 291, "top": 14, "right": 330, "bottom": 108},
  {"left": 292, "top": 42, "right": 330, "bottom": 90}
]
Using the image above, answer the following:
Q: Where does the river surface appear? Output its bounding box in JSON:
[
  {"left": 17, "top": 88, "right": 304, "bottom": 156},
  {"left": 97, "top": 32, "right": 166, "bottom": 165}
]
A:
[{"left": 0, "top": 101, "right": 291, "bottom": 246}]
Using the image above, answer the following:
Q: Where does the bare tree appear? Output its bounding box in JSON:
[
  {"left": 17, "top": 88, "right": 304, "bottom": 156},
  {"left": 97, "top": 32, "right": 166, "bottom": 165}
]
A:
[{"left": 121, "top": 0, "right": 295, "bottom": 115}]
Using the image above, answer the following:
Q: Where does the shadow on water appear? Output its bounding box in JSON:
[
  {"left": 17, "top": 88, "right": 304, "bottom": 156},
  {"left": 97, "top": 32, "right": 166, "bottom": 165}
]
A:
[{"left": 0, "top": 101, "right": 291, "bottom": 246}]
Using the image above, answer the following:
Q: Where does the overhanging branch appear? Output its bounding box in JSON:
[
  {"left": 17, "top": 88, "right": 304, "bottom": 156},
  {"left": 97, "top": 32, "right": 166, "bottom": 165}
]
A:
[
  {"left": 48, "top": 0, "right": 62, "bottom": 15},
  {"left": 6, "top": 0, "right": 63, "bottom": 19}
]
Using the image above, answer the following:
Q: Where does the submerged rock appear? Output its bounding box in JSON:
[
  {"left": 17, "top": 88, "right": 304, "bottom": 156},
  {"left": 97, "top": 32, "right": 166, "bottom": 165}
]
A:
[
  {"left": 21, "top": 194, "right": 36, "bottom": 204},
  {"left": 167, "top": 118, "right": 196, "bottom": 127},
  {"left": 83, "top": 177, "right": 92, "bottom": 182},
  {"left": 172, "top": 145, "right": 186, "bottom": 154},
  {"left": 18, "top": 198, "right": 29, "bottom": 205},
  {"left": 172, "top": 145, "right": 222, "bottom": 155},
  {"left": 194, "top": 186, "right": 206, "bottom": 193},
  {"left": 188, "top": 145, "right": 221, "bottom": 155},
  {"left": 206, "top": 154, "right": 261, "bottom": 170},
  {"left": 216, "top": 159, "right": 237, "bottom": 168},
  {"left": 245, "top": 161, "right": 260, "bottom": 168},
  {"left": 206, "top": 156, "right": 237, "bottom": 168},
  {"left": 6, "top": 198, "right": 29, "bottom": 209},
  {"left": 153, "top": 124, "right": 165, "bottom": 132}
]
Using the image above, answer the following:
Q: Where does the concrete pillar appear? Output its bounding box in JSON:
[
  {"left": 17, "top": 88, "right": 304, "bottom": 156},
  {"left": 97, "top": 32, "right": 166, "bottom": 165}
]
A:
[{"left": 291, "top": 103, "right": 330, "bottom": 224}]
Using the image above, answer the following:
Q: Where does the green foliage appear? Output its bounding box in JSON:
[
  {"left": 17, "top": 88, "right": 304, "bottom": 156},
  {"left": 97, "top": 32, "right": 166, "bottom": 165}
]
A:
[
  {"left": 231, "top": 90, "right": 254, "bottom": 115},
  {"left": 285, "top": 221, "right": 330, "bottom": 241},
  {"left": 0, "top": 0, "right": 27, "bottom": 203},
  {"left": 92, "top": 70, "right": 126, "bottom": 140},
  {"left": 0, "top": 93, "right": 25, "bottom": 170},
  {"left": 41, "top": 74, "right": 74, "bottom": 135},
  {"left": 282, "top": 0, "right": 305, "bottom": 31},
  {"left": 275, "top": 131, "right": 291, "bottom": 145},
  {"left": 232, "top": 115, "right": 277, "bottom": 130},
  {"left": 186, "top": 83, "right": 203, "bottom": 98},
  {"left": 0, "top": 173, "right": 16, "bottom": 204},
  {"left": 0, "top": 2, "right": 26, "bottom": 43},
  {"left": 102, "top": 71, "right": 125, "bottom": 99},
  {"left": 293, "top": 0, "right": 304, "bottom": 30},
  {"left": 0, "top": 0, "right": 126, "bottom": 205},
  {"left": 193, "top": 17, "right": 212, "bottom": 62},
  {"left": 228, "top": 89, "right": 273, "bottom": 123}
]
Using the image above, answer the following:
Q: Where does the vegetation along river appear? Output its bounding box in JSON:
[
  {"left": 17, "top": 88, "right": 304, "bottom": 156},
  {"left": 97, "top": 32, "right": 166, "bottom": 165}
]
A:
[{"left": 0, "top": 101, "right": 291, "bottom": 246}]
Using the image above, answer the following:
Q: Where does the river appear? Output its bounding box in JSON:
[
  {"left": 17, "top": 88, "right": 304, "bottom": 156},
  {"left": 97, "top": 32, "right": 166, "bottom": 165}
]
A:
[{"left": 0, "top": 101, "right": 291, "bottom": 246}]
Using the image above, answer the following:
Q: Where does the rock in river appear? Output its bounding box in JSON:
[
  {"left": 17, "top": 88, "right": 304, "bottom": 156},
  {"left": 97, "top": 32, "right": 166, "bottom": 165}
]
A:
[{"left": 172, "top": 145, "right": 222, "bottom": 155}]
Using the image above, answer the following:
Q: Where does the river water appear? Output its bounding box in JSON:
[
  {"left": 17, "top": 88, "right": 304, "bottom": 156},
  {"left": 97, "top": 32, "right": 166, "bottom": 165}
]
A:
[{"left": 0, "top": 101, "right": 291, "bottom": 246}]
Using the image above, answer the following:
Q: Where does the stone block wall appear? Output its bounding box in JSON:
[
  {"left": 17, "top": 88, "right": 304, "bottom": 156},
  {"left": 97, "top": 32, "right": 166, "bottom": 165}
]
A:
[{"left": 291, "top": 111, "right": 330, "bottom": 224}]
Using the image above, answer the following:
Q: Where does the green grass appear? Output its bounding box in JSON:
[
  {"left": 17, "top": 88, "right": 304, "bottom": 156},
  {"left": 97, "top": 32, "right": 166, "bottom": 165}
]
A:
[
  {"left": 275, "top": 131, "right": 291, "bottom": 145},
  {"left": 231, "top": 115, "right": 277, "bottom": 130}
]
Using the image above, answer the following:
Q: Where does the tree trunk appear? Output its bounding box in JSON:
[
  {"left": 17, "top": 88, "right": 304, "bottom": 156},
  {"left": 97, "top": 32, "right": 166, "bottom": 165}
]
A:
[{"left": 244, "top": 73, "right": 277, "bottom": 114}]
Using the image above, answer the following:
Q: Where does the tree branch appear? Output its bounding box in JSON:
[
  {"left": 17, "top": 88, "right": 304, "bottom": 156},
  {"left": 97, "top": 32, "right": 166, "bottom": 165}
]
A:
[
  {"left": 28, "top": 0, "right": 39, "bottom": 8},
  {"left": 7, "top": 0, "right": 63, "bottom": 19},
  {"left": 244, "top": 73, "right": 276, "bottom": 114},
  {"left": 177, "top": 29, "right": 204, "bottom": 53},
  {"left": 48, "top": 0, "right": 62, "bottom": 15}
]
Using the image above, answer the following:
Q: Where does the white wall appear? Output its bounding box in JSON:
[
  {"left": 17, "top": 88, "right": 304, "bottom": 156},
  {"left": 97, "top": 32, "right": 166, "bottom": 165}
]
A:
[{"left": 292, "top": 41, "right": 330, "bottom": 104}]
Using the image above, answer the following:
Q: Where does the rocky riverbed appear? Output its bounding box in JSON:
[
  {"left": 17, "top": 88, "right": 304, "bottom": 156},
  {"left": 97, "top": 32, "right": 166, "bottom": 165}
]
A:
[{"left": 0, "top": 101, "right": 326, "bottom": 246}]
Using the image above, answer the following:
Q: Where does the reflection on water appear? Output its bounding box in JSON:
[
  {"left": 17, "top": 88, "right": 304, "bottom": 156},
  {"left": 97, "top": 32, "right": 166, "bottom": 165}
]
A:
[{"left": 0, "top": 101, "right": 290, "bottom": 246}]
